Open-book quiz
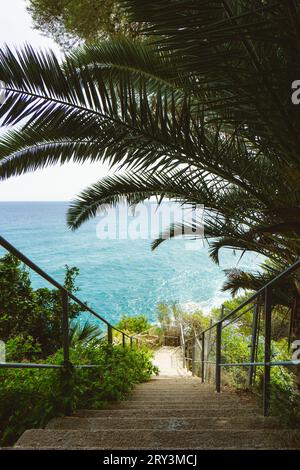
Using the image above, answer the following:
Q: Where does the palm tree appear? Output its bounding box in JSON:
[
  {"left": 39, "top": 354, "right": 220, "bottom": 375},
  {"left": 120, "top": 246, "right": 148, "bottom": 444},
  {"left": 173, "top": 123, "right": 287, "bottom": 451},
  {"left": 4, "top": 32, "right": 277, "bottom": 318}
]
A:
[
  {"left": 0, "top": 1, "right": 300, "bottom": 333},
  {"left": 69, "top": 319, "right": 103, "bottom": 346}
]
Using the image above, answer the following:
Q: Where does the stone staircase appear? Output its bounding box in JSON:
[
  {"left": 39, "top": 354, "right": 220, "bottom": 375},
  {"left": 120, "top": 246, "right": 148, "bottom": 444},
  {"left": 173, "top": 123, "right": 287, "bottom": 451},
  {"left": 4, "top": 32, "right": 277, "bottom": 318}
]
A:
[{"left": 14, "top": 347, "right": 300, "bottom": 449}]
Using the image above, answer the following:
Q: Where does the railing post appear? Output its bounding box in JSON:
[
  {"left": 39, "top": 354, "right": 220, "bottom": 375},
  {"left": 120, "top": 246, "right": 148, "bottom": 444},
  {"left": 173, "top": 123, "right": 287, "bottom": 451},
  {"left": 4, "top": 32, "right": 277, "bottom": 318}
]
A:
[
  {"left": 130, "top": 337, "right": 133, "bottom": 348},
  {"left": 248, "top": 302, "right": 259, "bottom": 388},
  {"left": 215, "top": 322, "right": 222, "bottom": 393},
  {"left": 192, "top": 335, "right": 196, "bottom": 376},
  {"left": 122, "top": 333, "right": 126, "bottom": 348},
  {"left": 61, "top": 290, "right": 73, "bottom": 415},
  {"left": 263, "top": 286, "right": 272, "bottom": 416},
  {"left": 221, "top": 304, "right": 225, "bottom": 319},
  {"left": 61, "top": 290, "right": 70, "bottom": 365},
  {"left": 201, "top": 332, "right": 205, "bottom": 383},
  {"left": 107, "top": 325, "right": 113, "bottom": 344}
]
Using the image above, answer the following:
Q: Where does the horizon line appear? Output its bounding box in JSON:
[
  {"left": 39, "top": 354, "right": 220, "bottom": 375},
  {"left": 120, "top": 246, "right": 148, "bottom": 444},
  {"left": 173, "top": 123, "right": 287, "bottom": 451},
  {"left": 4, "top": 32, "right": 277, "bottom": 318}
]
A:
[{"left": 0, "top": 200, "right": 70, "bottom": 202}]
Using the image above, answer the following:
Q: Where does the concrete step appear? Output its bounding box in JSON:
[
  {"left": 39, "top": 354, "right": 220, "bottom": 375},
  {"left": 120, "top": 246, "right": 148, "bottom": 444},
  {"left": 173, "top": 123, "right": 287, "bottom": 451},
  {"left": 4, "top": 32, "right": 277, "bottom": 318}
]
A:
[
  {"left": 144, "top": 375, "right": 203, "bottom": 386},
  {"left": 73, "top": 408, "right": 259, "bottom": 418},
  {"left": 134, "top": 382, "right": 222, "bottom": 390},
  {"left": 148, "top": 377, "right": 203, "bottom": 382},
  {"left": 102, "top": 401, "right": 257, "bottom": 410},
  {"left": 134, "top": 383, "right": 218, "bottom": 388},
  {"left": 126, "top": 395, "right": 256, "bottom": 407},
  {"left": 46, "top": 416, "right": 283, "bottom": 431},
  {"left": 134, "top": 381, "right": 212, "bottom": 386},
  {"left": 128, "top": 393, "right": 243, "bottom": 402},
  {"left": 133, "top": 387, "right": 216, "bottom": 392},
  {"left": 138, "top": 378, "right": 208, "bottom": 382},
  {"left": 130, "top": 387, "right": 233, "bottom": 393},
  {"left": 15, "top": 428, "right": 300, "bottom": 449}
]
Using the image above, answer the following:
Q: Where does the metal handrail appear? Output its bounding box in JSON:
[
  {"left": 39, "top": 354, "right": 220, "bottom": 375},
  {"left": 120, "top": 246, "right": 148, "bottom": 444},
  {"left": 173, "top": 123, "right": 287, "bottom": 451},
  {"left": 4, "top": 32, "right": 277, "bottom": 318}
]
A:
[
  {"left": 220, "top": 360, "right": 300, "bottom": 367},
  {"left": 0, "top": 235, "right": 136, "bottom": 372},
  {"left": 0, "top": 362, "right": 103, "bottom": 369},
  {"left": 181, "top": 258, "right": 300, "bottom": 416}
]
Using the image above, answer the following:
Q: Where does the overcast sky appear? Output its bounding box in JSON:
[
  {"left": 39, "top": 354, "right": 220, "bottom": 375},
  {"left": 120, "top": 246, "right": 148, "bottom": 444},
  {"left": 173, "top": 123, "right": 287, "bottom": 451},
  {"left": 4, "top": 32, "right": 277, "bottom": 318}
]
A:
[{"left": 0, "top": 0, "right": 110, "bottom": 201}]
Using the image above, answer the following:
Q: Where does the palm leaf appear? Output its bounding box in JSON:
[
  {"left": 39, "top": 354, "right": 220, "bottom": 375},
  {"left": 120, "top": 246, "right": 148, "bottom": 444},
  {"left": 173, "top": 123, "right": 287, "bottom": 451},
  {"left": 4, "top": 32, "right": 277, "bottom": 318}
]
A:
[{"left": 69, "top": 319, "right": 102, "bottom": 346}]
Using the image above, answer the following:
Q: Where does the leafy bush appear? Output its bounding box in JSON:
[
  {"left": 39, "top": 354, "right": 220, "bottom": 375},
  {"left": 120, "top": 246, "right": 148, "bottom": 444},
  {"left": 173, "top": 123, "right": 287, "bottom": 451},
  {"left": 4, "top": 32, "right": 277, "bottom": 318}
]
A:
[
  {"left": 117, "top": 314, "right": 151, "bottom": 334},
  {"left": 5, "top": 335, "right": 42, "bottom": 362},
  {"left": 0, "top": 254, "right": 83, "bottom": 357},
  {"left": 269, "top": 366, "right": 300, "bottom": 426},
  {"left": 0, "top": 341, "right": 157, "bottom": 446}
]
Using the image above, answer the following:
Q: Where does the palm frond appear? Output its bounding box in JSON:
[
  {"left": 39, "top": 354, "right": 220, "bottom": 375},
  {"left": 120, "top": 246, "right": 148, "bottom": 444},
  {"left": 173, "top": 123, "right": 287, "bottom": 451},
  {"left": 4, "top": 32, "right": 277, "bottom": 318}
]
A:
[
  {"left": 0, "top": 42, "right": 197, "bottom": 178},
  {"left": 151, "top": 221, "right": 203, "bottom": 251},
  {"left": 64, "top": 37, "right": 193, "bottom": 93},
  {"left": 121, "top": 0, "right": 300, "bottom": 161},
  {"left": 67, "top": 169, "right": 204, "bottom": 230},
  {"left": 222, "top": 261, "right": 295, "bottom": 306},
  {"left": 69, "top": 319, "right": 102, "bottom": 346}
]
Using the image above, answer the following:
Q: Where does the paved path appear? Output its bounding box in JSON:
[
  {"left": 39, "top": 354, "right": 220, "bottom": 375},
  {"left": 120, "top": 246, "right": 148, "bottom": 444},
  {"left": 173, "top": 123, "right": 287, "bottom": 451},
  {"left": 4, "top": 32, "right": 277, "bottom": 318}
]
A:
[{"left": 153, "top": 346, "right": 192, "bottom": 377}]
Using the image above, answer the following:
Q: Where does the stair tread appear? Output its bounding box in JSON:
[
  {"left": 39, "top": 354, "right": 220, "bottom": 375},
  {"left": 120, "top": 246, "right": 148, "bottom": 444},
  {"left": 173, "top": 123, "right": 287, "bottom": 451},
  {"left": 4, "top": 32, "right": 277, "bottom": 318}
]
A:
[
  {"left": 46, "top": 416, "right": 283, "bottom": 430},
  {"left": 102, "top": 402, "right": 258, "bottom": 410},
  {"left": 15, "top": 429, "right": 300, "bottom": 449},
  {"left": 73, "top": 408, "right": 260, "bottom": 418}
]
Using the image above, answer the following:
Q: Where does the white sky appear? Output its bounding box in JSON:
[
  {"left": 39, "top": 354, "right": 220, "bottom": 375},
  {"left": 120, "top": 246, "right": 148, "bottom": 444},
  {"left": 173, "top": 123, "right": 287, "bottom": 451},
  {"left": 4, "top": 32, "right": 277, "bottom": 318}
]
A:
[{"left": 0, "top": 0, "right": 111, "bottom": 201}]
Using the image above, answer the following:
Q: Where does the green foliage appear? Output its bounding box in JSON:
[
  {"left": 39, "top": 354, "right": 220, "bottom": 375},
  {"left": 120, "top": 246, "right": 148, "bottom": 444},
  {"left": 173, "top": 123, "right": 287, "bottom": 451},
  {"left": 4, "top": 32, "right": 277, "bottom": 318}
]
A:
[
  {"left": 0, "top": 254, "right": 83, "bottom": 357},
  {"left": 27, "top": 0, "right": 141, "bottom": 47},
  {"left": 69, "top": 319, "right": 103, "bottom": 346},
  {"left": 156, "top": 302, "right": 207, "bottom": 331},
  {"left": 269, "top": 366, "right": 300, "bottom": 427},
  {"left": 155, "top": 303, "right": 208, "bottom": 349},
  {"left": 5, "top": 335, "right": 42, "bottom": 362},
  {"left": 0, "top": 341, "right": 157, "bottom": 446},
  {"left": 116, "top": 314, "right": 151, "bottom": 334},
  {"left": 156, "top": 303, "right": 172, "bottom": 331},
  {"left": 211, "top": 294, "right": 254, "bottom": 336},
  {"left": 220, "top": 327, "right": 255, "bottom": 388}
]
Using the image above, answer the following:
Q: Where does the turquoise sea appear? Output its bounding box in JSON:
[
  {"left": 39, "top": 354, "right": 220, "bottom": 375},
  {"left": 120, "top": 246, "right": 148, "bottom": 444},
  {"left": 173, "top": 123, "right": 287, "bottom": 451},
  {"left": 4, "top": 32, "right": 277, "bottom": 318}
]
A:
[{"left": 0, "top": 202, "right": 262, "bottom": 324}]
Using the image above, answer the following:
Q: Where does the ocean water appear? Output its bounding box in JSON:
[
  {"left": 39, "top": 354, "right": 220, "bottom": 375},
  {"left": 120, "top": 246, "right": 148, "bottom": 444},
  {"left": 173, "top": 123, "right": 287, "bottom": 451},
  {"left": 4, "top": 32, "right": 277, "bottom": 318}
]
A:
[{"left": 0, "top": 202, "right": 262, "bottom": 324}]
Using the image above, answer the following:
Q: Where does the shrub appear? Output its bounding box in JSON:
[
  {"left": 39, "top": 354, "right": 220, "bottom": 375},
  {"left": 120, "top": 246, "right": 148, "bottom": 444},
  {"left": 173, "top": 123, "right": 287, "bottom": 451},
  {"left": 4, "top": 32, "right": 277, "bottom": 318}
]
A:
[
  {"left": 117, "top": 314, "right": 151, "bottom": 334},
  {"left": 0, "top": 341, "right": 157, "bottom": 446},
  {"left": 5, "top": 335, "right": 42, "bottom": 362},
  {"left": 0, "top": 254, "right": 83, "bottom": 357}
]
